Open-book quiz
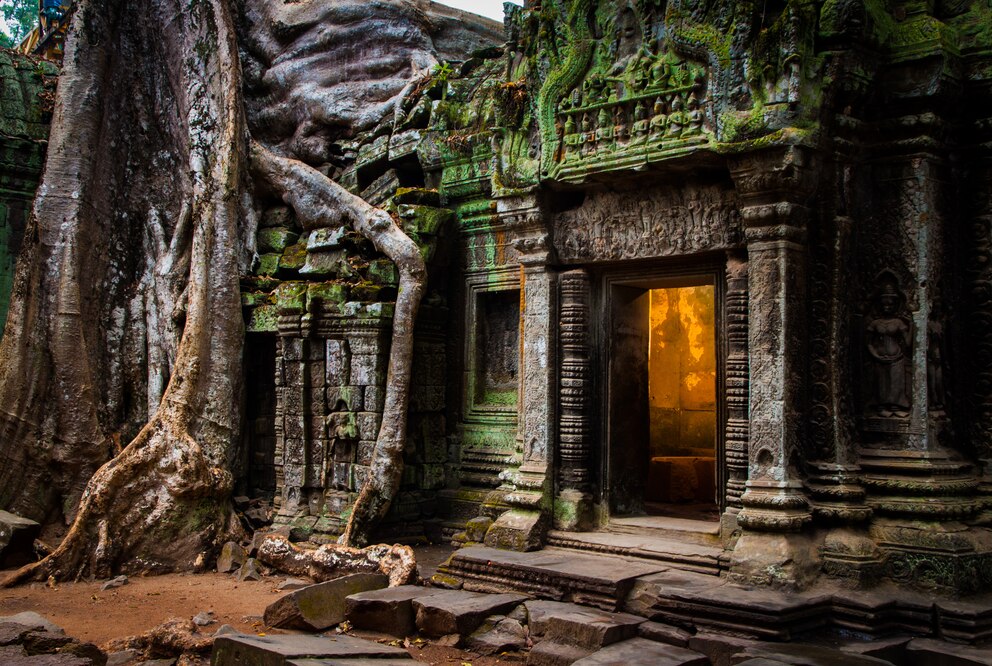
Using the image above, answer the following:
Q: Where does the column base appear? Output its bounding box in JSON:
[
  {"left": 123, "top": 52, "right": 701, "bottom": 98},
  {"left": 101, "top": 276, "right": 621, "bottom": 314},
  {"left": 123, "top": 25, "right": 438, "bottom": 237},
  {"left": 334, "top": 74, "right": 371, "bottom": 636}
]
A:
[
  {"left": 820, "top": 527, "right": 886, "bottom": 587},
  {"left": 738, "top": 480, "right": 813, "bottom": 532},
  {"left": 727, "top": 531, "right": 823, "bottom": 590},
  {"left": 553, "top": 488, "right": 594, "bottom": 531},
  {"left": 484, "top": 508, "right": 548, "bottom": 552}
]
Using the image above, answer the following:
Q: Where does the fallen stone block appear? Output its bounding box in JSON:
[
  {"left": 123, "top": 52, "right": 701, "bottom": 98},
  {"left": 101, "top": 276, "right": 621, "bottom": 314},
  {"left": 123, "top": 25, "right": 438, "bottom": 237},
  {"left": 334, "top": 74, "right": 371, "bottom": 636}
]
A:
[
  {"left": 277, "top": 578, "right": 311, "bottom": 591},
  {"left": 22, "top": 628, "right": 74, "bottom": 654},
  {"left": 4, "top": 654, "right": 93, "bottom": 665},
  {"left": 466, "top": 615, "right": 527, "bottom": 655},
  {"left": 731, "top": 643, "right": 895, "bottom": 666},
  {"left": 264, "top": 572, "right": 388, "bottom": 631},
  {"left": 0, "top": 510, "right": 40, "bottom": 568},
  {"left": 217, "top": 542, "right": 248, "bottom": 574},
  {"left": 413, "top": 590, "right": 526, "bottom": 637},
  {"left": 211, "top": 633, "right": 408, "bottom": 666},
  {"left": 544, "top": 605, "right": 644, "bottom": 650},
  {"left": 905, "top": 638, "right": 992, "bottom": 666},
  {"left": 572, "top": 637, "right": 709, "bottom": 666},
  {"left": 101, "top": 575, "right": 128, "bottom": 591},
  {"left": 345, "top": 585, "right": 440, "bottom": 637},
  {"left": 236, "top": 558, "right": 263, "bottom": 582},
  {"left": 525, "top": 600, "right": 590, "bottom": 638}
]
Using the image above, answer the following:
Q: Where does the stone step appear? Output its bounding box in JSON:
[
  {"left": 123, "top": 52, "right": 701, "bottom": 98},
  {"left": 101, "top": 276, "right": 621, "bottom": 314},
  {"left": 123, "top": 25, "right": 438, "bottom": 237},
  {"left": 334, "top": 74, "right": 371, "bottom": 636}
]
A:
[
  {"left": 605, "top": 516, "right": 722, "bottom": 548},
  {"left": 547, "top": 530, "right": 728, "bottom": 576},
  {"left": 439, "top": 546, "right": 666, "bottom": 611},
  {"left": 211, "top": 633, "right": 409, "bottom": 666},
  {"left": 413, "top": 589, "right": 527, "bottom": 637},
  {"left": 572, "top": 637, "right": 709, "bottom": 666}
]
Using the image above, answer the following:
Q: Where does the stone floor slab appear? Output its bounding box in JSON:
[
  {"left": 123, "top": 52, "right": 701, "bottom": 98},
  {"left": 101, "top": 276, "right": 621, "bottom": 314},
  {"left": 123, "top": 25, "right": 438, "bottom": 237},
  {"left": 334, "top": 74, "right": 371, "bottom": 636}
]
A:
[
  {"left": 571, "top": 637, "right": 709, "bottom": 666},
  {"left": 413, "top": 589, "right": 526, "bottom": 637},
  {"left": 543, "top": 605, "right": 644, "bottom": 649},
  {"left": 211, "top": 633, "right": 408, "bottom": 666},
  {"left": 527, "top": 640, "right": 593, "bottom": 666}
]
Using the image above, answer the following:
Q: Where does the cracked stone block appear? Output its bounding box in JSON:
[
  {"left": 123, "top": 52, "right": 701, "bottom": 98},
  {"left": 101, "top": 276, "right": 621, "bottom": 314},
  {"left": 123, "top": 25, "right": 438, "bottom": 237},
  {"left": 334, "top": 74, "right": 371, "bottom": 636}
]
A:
[
  {"left": 264, "top": 573, "right": 388, "bottom": 631},
  {"left": 211, "top": 633, "right": 408, "bottom": 666},
  {"left": 572, "top": 638, "right": 709, "bottom": 666},
  {"left": 413, "top": 590, "right": 527, "bottom": 637},
  {"left": 345, "top": 585, "right": 441, "bottom": 637},
  {"left": 544, "top": 605, "right": 644, "bottom": 650},
  {"left": 638, "top": 620, "right": 692, "bottom": 648}
]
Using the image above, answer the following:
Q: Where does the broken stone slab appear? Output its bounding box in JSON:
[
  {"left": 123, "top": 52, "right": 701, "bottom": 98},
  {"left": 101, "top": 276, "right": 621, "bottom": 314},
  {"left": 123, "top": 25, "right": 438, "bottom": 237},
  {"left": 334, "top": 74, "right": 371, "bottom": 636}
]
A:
[
  {"left": 466, "top": 614, "right": 527, "bottom": 655},
  {"left": 543, "top": 604, "right": 644, "bottom": 650},
  {"left": 345, "top": 584, "right": 441, "bottom": 637},
  {"left": 236, "top": 558, "right": 263, "bottom": 582},
  {"left": 217, "top": 541, "right": 248, "bottom": 573},
  {"left": 100, "top": 575, "right": 128, "bottom": 591},
  {"left": 525, "top": 600, "right": 587, "bottom": 638},
  {"left": 0, "top": 612, "right": 63, "bottom": 634},
  {"left": 264, "top": 572, "right": 388, "bottom": 631},
  {"left": 211, "top": 633, "right": 408, "bottom": 666},
  {"left": 0, "top": 510, "right": 40, "bottom": 568},
  {"left": 572, "top": 638, "right": 709, "bottom": 666},
  {"left": 278, "top": 578, "right": 311, "bottom": 591},
  {"left": 413, "top": 589, "right": 527, "bottom": 637},
  {"left": 905, "top": 638, "right": 992, "bottom": 666},
  {"left": 731, "top": 643, "right": 896, "bottom": 666},
  {"left": 638, "top": 620, "right": 693, "bottom": 647}
]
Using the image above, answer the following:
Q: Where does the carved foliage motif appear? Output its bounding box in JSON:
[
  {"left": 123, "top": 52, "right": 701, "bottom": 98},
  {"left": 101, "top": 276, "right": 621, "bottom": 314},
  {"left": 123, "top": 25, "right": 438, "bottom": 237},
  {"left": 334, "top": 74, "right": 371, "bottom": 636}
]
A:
[{"left": 553, "top": 184, "right": 741, "bottom": 263}]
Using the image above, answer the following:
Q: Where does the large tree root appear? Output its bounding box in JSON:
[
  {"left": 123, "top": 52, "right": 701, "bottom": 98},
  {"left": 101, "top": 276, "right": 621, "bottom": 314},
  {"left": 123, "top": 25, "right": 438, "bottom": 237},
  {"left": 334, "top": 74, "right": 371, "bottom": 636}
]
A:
[
  {"left": 256, "top": 534, "right": 417, "bottom": 586},
  {"left": 102, "top": 617, "right": 213, "bottom": 665},
  {"left": 250, "top": 144, "right": 427, "bottom": 547}
]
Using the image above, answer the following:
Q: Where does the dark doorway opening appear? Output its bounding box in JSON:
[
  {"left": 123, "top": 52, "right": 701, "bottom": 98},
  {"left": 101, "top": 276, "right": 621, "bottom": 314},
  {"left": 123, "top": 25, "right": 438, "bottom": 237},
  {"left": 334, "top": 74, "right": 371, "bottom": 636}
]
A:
[
  {"left": 244, "top": 334, "right": 277, "bottom": 499},
  {"left": 607, "top": 276, "right": 719, "bottom": 523}
]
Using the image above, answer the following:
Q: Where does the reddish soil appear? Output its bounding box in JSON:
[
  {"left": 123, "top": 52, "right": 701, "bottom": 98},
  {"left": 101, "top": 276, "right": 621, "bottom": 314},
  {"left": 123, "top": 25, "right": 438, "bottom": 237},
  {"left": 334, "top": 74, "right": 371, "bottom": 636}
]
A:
[{"left": 0, "top": 545, "right": 524, "bottom": 665}]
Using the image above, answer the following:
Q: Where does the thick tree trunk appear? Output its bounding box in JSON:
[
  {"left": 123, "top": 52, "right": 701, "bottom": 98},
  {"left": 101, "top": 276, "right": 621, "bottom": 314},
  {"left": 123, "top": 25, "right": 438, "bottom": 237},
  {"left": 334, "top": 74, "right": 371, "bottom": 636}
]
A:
[
  {"left": 2, "top": 0, "right": 248, "bottom": 584},
  {"left": 249, "top": 144, "right": 427, "bottom": 547}
]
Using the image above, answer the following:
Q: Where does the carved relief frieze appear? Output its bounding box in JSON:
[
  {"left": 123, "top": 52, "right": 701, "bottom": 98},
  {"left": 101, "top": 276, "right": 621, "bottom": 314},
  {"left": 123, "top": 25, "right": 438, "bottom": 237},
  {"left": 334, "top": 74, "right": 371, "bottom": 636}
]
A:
[{"left": 552, "top": 185, "right": 741, "bottom": 263}]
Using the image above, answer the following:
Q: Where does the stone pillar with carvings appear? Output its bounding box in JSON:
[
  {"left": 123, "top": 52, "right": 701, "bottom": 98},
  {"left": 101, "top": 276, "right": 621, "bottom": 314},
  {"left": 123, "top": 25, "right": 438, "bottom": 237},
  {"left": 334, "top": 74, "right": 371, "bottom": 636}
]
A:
[
  {"left": 555, "top": 269, "right": 593, "bottom": 530},
  {"left": 483, "top": 196, "right": 556, "bottom": 551},
  {"left": 728, "top": 147, "right": 817, "bottom": 587},
  {"left": 722, "top": 252, "right": 749, "bottom": 520}
]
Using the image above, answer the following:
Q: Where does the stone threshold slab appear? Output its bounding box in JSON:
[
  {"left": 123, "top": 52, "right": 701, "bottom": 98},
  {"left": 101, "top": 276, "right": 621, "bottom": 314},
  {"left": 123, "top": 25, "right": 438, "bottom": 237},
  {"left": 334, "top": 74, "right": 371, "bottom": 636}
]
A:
[{"left": 547, "top": 529, "right": 729, "bottom": 575}]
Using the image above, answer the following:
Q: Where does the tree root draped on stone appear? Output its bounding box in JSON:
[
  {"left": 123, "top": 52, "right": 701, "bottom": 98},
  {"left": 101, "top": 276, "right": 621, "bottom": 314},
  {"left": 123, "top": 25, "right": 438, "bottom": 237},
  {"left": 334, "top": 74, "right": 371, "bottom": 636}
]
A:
[{"left": 256, "top": 535, "right": 417, "bottom": 586}]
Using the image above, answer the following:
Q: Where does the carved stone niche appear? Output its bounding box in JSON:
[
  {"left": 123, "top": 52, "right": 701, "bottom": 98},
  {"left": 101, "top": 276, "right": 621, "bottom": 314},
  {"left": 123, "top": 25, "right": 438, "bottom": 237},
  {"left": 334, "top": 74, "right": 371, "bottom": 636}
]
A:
[{"left": 860, "top": 271, "right": 914, "bottom": 431}]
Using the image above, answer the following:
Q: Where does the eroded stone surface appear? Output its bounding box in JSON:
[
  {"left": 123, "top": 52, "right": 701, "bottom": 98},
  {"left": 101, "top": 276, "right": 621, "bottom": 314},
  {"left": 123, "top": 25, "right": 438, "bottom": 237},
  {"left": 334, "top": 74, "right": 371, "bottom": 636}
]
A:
[
  {"left": 345, "top": 584, "right": 440, "bottom": 637},
  {"left": 264, "top": 573, "right": 388, "bottom": 630},
  {"left": 466, "top": 615, "right": 528, "bottom": 655}
]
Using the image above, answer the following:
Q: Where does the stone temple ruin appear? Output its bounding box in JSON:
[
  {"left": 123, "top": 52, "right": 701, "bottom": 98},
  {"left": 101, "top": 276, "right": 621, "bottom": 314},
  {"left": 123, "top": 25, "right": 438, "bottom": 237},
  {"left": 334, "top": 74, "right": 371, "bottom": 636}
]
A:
[{"left": 3, "top": 0, "right": 992, "bottom": 637}]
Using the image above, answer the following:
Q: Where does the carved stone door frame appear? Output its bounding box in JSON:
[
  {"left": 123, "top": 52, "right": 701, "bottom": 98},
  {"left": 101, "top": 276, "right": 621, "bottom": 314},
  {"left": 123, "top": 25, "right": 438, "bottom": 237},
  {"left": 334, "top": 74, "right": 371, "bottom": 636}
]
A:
[{"left": 591, "top": 256, "right": 729, "bottom": 522}]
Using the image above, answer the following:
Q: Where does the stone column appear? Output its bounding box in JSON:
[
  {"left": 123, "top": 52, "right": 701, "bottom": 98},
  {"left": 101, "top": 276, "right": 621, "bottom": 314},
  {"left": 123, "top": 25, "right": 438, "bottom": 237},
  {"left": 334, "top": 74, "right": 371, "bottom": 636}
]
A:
[
  {"left": 728, "top": 148, "right": 816, "bottom": 587},
  {"left": 722, "top": 252, "right": 749, "bottom": 517},
  {"left": 483, "top": 196, "right": 556, "bottom": 551},
  {"left": 555, "top": 269, "right": 593, "bottom": 530}
]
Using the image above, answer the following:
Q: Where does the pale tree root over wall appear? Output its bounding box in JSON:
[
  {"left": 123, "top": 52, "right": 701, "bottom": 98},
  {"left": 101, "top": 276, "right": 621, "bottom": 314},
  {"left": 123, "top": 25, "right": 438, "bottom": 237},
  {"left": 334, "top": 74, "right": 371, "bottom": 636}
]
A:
[
  {"left": 250, "top": 144, "right": 427, "bottom": 547},
  {"left": 256, "top": 534, "right": 417, "bottom": 586},
  {"left": 1, "top": 0, "right": 248, "bottom": 586}
]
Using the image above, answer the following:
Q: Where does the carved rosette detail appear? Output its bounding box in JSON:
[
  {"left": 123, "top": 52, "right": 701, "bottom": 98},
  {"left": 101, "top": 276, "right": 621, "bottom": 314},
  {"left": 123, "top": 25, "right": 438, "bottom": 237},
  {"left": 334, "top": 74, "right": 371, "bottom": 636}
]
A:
[
  {"left": 724, "top": 254, "right": 749, "bottom": 510},
  {"left": 558, "top": 269, "right": 592, "bottom": 492}
]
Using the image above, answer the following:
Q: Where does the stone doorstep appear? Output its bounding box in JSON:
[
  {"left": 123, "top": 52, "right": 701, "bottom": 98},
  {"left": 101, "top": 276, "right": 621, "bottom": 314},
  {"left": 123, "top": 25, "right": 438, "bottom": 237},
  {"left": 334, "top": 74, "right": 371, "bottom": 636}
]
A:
[
  {"left": 547, "top": 529, "right": 728, "bottom": 574},
  {"left": 413, "top": 589, "right": 528, "bottom": 637},
  {"left": 571, "top": 637, "right": 709, "bottom": 666},
  {"left": 212, "top": 633, "right": 409, "bottom": 666}
]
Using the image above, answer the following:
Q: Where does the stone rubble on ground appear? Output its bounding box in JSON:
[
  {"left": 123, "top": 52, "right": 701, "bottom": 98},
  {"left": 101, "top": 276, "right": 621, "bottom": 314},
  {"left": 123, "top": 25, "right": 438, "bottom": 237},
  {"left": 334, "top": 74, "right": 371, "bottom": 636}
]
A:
[
  {"left": 191, "top": 610, "right": 216, "bottom": 627},
  {"left": 263, "top": 572, "right": 388, "bottom": 631},
  {"left": 100, "top": 575, "right": 129, "bottom": 591}
]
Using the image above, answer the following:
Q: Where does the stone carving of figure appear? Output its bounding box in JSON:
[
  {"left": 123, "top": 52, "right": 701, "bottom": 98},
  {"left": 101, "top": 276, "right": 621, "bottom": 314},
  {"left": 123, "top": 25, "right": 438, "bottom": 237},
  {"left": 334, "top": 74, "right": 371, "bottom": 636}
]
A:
[
  {"left": 685, "top": 92, "right": 703, "bottom": 136},
  {"left": 866, "top": 279, "right": 912, "bottom": 418},
  {"left": 665, "top": 96, "right": 685, "bottom": 138},
  {"left": 650, "top": 96, "right": 667, "bottom": 138},
  {"left": 632, "top": 100, "right": 649, "bottom": 143}
]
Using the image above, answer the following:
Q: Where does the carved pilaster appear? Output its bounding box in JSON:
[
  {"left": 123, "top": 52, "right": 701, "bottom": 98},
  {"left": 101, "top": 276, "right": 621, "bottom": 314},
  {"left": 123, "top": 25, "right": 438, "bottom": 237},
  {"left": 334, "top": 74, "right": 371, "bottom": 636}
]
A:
[
  {"left": 723, "top": 253, "right": 749, "bottom": 513},
  {"left": 730, "top": 148, "right": 814, "bottom": 535},
  {"left": 556, "top": 269, "right": 593, "bottom": 530}
]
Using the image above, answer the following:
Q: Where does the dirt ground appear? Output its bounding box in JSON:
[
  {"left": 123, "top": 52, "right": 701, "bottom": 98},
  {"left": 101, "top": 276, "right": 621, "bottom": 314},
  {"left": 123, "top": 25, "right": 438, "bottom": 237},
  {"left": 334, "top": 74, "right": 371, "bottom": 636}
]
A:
[{"left": 0, "top": 545, "right": 523, "bottom": 665}]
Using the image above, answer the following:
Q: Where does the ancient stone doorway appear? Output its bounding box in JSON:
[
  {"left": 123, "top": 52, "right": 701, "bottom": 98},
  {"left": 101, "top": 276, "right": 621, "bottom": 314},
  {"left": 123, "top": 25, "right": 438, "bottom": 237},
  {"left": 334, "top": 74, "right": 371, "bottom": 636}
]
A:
[
  {"left": 243, "top": 334, "right": 277, "bottom": 500},
  {"left": 606, "top": 275, "right": 720, "bottom": 523}
]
